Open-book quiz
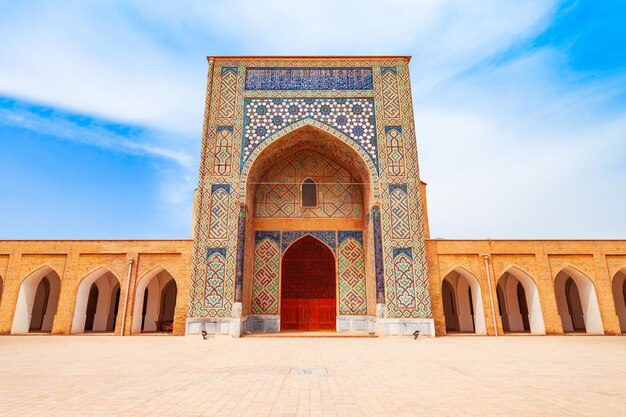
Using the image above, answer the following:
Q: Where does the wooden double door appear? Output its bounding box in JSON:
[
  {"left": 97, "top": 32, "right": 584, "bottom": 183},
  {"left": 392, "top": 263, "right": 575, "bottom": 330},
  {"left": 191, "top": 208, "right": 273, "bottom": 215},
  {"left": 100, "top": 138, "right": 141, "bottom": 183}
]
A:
[
  {"left": 281, "top": 298, "right": 336, "bottom": 331},
  {"left": 280, "top": 236, "right": 336, "bottom": 331}
]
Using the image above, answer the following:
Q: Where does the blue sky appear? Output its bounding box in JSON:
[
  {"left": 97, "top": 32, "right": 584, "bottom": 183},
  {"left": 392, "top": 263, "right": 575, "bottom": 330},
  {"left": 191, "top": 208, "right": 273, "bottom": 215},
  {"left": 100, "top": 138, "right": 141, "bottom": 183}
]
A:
[{"left": 0, "top": 0, "right": 625, "bottom": 239}]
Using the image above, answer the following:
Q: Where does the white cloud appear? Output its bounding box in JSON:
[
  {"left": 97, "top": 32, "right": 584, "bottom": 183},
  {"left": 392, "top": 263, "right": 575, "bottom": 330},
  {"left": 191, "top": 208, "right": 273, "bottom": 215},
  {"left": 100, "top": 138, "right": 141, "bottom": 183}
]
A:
[
  {"left": 0, "top": 105, "right": 194, "bottom": 169},
  {"left": 417, "top": 48, "right": 626, "bottom": 238},
  {"left": 0, "top": 1, "right": 558, "bottom": 134},
  {"left": 1, "top": 0, "right": 625, "bottom": 238},
  {"left": 0, "top": 1, "right": 204, "bottom": 136},
  {"left": 0, "top": 102, "right": 198, "bottom": 232}
]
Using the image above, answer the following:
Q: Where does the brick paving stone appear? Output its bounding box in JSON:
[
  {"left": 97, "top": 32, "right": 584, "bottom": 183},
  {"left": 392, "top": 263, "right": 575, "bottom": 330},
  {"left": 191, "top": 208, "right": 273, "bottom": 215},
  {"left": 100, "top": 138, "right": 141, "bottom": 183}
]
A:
[{"left": 0, "top": 335, "right": 624, "bottom": 416}]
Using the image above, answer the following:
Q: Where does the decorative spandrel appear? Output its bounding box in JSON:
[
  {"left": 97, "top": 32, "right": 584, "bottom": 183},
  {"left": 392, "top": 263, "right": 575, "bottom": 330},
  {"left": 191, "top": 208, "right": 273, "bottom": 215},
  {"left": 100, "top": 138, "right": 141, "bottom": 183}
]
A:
[{"left": 242, "top": 98, "right": 378, "bottom": 171}]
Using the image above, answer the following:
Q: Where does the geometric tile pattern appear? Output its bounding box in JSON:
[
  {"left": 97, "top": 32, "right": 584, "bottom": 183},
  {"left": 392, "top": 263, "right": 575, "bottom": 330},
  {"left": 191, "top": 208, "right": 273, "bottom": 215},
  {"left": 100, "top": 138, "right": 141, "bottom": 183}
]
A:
[
  {"left": 190, "top": 57, "right": 432, "bottom": 321},
  {"left": 212, "top": 126, "right": 233, "bottom": 176},
  {"left": 337, "top": 231, "right": 367, "bottom": 315},
  {"left": 389, "top": 184, "right": 410, "bottom": 240},
  {"left": 249, "top": 230, "right": 367, "bottom": 316},
  {"left": 218, "top": 67, "right": 238, "bottom": 119},
  {"left": 255, "top": 150, "right": 362, "bottom": 218},
  {"left": 242, "top": 98, "right": 378, "bottom": 170},
  {"left": 239, "top": 117, "right": 381, "bottom": 201},
  {"left": 245, "top": 67, "right": 374, "bottom": 90},
  {"left": 385, "top": 126, "right": 405, "bottom": 177},
  {"left": 391, "top": 248, "right": 417, "bottom": 309},
  {"left": 209, "top": 184, "right": 230, "bottom": 239},
  {"left": 204, "top": 248, "right": 227, "bottom": 308},
  {"left": 381, "top": 67, "right": 400, "bottom": 119},
  {"left": 281, "top": 231, "right": 336, "bottom": 254},
  {"left": 251, "top": 231, "right": 281, "bottom": 315}
]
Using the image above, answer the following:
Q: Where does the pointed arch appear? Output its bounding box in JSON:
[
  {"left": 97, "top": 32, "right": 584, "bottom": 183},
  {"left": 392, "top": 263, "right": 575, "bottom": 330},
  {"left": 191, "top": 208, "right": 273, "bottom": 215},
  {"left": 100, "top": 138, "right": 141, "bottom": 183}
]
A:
[
  {"left": 131, "top": 266, "right": 177, "bottom": 334},
  {"left": 71, "top": 267, "right": 121, "bottom": 334},
  {"left": 301, "top": 177, "right": 318, "bottom": 208},
  {"left": 441, "top": 267, "right": 486, "bottom": 335},
  {"left": 281, "top": 234, "right": 337, "bottom": 331},
  {"left": 282, "top": 233, "right": 337, "bottom": 257},
  {"left": 241, "top": 118, "right": 379, "bottom": 184},
  {"left": 497, "top": 266, "right": 545, "bottom": 334},
  {"left": 554, "top": 265, "right": 603, "bottom": 334},
  {"left": 11, "top": 266, "right": 62, "bottom": 334},
  {"left": 241, "top": 121, "right": 378, "bottom": 205}
]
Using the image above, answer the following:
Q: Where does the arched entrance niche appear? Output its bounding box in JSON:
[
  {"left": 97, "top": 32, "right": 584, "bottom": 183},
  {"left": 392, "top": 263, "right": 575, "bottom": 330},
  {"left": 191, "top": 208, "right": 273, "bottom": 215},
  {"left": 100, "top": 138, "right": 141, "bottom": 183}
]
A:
[
  {"left": 554, "top": 266, "right": 603, "bottom": 334},
  {"left": 11, "top": 266, "right": 61, "bottom": 334},
  {"left": 441, "top": 268, "right": 486, "bottom": 335},
  {"left": 611, "top": 268, "right": 626, "bottom": 333},
  {"left": 131, "top": 267, "right": 177, "bottom": 334},
  {"left": 496, "top": 268, "right": 545, "bottom": 334},
  {"left": 0, "top": 275, "right": 3, "bottom": 307},
  {"left": 71, "top": 268, "right": 121, "bottom": 334},
  {"left": 281, "top": 235, "right": 336, "bottom": 331},
  {"left": 242, "top": 124, "right": 375, "bottom": 331},
  {"left": 243, "top": 124, "right": 375, "bottom": 215}
]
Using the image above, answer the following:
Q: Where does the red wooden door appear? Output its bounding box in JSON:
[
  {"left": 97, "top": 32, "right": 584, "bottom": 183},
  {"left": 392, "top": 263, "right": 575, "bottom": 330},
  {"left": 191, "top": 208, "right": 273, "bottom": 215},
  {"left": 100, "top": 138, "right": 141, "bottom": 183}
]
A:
[{"left": 281, "top": 236, "right": 336, "bottom": 331}]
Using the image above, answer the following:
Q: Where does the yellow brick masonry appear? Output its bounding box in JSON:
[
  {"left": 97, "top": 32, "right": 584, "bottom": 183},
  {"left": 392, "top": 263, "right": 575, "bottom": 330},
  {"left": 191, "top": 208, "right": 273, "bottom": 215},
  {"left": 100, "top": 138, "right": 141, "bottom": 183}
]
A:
[
  {"left": 1, "top": 238, "right": 625, "bottom": 336},
  {"left": 426, "top": 239, "right": 626, "bottom": 336},
  {"left": 0, "top": 240, "right": 192, "bottom": 336}
]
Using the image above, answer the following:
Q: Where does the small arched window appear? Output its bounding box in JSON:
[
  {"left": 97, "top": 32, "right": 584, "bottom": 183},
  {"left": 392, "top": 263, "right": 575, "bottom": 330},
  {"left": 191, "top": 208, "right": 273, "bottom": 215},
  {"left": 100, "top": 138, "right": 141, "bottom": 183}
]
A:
[{"left": 301, "top": 178, "right": 317, "bottom": 207}]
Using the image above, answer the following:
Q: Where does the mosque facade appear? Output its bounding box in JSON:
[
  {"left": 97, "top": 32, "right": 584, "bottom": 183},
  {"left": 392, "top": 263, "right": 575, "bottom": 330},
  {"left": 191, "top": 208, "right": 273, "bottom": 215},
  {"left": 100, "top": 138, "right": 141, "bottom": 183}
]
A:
[{"left": 0, "top": 57, "right": 625, "bottom": 337}]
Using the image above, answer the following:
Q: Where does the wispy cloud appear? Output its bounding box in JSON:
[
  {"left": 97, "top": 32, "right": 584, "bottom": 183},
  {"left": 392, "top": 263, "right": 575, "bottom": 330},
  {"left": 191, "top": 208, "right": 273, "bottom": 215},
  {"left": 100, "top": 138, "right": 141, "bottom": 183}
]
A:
[
  {"left": 0, "top": 1, "right": 205, "bottom": 136},
  {"left": 0, "top": 1, "right": 558, "bottom": 134},
  {"left": 0, "top": 97, "right": 199, "bottom": 232},
  {"left": 417, "top": 42, "right": 626, "bottom": 238},
  {"left": 0, "top": 101, "right": 194, "bottom": 169},
  {"left": 0, "top": 0, "right": 624, "bottom": 238}
]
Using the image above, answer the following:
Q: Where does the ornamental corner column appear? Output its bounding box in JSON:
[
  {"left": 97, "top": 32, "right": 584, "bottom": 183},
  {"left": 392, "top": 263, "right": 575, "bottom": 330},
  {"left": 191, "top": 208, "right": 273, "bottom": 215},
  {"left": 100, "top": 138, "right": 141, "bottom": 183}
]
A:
[
  {"left": 234, "top": 203, "right": 247, "bottom": 305},
  {"left": 372, "top": 205, "right": 386, "bottom": 316}
]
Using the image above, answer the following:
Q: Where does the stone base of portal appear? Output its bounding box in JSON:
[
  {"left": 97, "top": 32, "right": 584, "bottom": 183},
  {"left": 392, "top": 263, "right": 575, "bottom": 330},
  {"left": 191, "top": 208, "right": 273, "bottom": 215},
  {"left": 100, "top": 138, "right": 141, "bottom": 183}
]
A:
[
  {"left": 186, "top": 315, "right": 435, "bottom": 338},
  {"left": 374, "top": 318, "right": 435, "bottom": 337},
  {"left": 185, "top": 317, "right": 239, "bottom": 336}
]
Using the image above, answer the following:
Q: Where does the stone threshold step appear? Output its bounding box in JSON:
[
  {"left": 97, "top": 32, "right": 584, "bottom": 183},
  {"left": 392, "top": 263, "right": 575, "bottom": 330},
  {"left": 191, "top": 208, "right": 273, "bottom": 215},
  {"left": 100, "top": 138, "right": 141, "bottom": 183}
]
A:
[{"left": 242, "top": 331, "right": 377, "bottom": 338}]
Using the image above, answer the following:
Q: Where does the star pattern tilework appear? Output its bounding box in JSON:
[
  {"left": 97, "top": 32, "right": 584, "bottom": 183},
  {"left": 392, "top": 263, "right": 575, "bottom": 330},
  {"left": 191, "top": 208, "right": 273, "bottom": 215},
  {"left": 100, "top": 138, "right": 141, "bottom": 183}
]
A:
[
  {"left": 189, "top": 58, "right": 432, "bottom": 321},
  {"left": 242, "top": 98, "right": 378, "bottom": 170}
]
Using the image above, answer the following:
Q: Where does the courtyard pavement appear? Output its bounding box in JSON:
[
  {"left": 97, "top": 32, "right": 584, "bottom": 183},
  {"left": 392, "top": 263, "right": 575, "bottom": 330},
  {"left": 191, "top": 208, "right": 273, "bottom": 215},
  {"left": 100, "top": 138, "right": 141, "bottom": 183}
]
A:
[{"left": 0, "top": 334, "right": 624, "bottom": 417}]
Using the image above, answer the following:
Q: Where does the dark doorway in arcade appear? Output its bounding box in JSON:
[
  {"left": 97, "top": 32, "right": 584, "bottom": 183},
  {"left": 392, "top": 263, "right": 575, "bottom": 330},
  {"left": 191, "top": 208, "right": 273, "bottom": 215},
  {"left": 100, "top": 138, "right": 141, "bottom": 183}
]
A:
[{"left": 280, "top": 236, "right": 336, "bottom": 331}]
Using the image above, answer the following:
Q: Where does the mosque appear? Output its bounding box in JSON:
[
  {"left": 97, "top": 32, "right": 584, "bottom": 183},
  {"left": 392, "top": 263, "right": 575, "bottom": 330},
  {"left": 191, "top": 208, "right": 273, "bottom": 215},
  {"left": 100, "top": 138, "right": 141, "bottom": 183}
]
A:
[{"left": 1, "top": 56, "right": 625, "bottom": 337}]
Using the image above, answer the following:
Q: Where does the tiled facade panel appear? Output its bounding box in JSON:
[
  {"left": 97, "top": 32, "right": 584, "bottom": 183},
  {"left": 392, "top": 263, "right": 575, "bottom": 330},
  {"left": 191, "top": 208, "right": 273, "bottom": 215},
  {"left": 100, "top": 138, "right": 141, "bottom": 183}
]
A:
[
  {"left": 190, "top": 57, "right": 432, "bottom": 320},
  {"left": 255, "top": 150, "right": 362, "bottom": 218},
  {"left": 337, "top": 231, "right": 367, "bottom": 315},
  {"left": 251, "top": 232, "right": 281, "bottom": 314}
]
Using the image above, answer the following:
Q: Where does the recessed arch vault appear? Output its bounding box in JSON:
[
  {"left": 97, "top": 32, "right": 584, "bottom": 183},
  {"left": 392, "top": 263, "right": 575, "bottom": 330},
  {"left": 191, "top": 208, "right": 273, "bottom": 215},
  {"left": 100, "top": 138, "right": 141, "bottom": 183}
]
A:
[
  {"left": 11, "top": 266, "right": 62, "bottom": 334},
  {"left": 242, "top": 122, "right": 375, "bottom": 329},
  {"left": 497, "top": 267, "right": 545, "bottom": 334},
  {"left": 71, "top": 267, "right": 121, "bottom": 334},
  {"left": 554, "top": 266, "right": 603, "bottom": 334},
  {"left": 241, "top": 121, "right": 378, "bottom": 204},
  {"left": 441, "top": 267, "right": 487, "bottom": 335},
  {"left": 131, "top": 266, "right": 177, "bottom": 334}
]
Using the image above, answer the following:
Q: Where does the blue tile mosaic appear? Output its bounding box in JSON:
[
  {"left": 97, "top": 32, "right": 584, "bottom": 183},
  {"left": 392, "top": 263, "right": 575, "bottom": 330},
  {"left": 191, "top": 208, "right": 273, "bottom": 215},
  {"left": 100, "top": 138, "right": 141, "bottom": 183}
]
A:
[
  {"left": 245, "top": 67, "right": 373, "bottom": 90},
  {"left": 281, "top": 231, "right": 337, "bottom": 254},
  {"left": 242, "top": 98, "right": 378, "bottom": 170},
  {"left": 338, "top": 230, "right": 363, "bottom": 246},
  {"left": 255, "top": 230, "right": 281, "bottom": 245}
]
